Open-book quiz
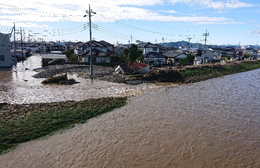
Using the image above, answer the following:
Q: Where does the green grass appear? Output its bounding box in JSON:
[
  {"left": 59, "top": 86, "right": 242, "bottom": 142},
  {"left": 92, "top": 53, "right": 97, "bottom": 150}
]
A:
[
  {"left": 179, "top": 61, "right": 260, "bottom": 83},
  {"left": 0, "top": 97, "right": 127, "bottom": 154}
]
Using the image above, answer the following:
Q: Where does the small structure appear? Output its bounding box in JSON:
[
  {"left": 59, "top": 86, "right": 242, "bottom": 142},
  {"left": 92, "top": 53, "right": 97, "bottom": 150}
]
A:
[
  {"left": 0, "top": 33, "right": 12, "bottom": 67},
  {"left": 41, "top": 51, "right": 66, "bottom": 60},
  {"left": 115, "top": 63, "right": 149, "bottom": 75}
]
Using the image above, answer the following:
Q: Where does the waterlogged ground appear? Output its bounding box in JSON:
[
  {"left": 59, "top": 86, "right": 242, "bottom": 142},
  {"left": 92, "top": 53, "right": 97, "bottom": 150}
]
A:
[
  {"left": 0, "top": 55, "right": 165, "bottom": 104},
  {"left": 1, "top": 64, "right": 260, "bottom": 167}
]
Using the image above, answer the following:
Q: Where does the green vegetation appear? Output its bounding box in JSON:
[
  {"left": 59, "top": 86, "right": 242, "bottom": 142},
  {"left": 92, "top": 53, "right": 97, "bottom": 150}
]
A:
[
  {"left": 143, "top": 60, "right": 260, "bottom": 83},
  {"left": 179, "top": 60, "right": 260, "bottom": 83},
  {"left": 129, "top": 44, "right": 143, "bottom": 63},
  {"left": 244, "top": 53, "right": 251, "bottom": 59},
  {"left": 0, "top": 97, "right": 127, "bottom": 154},
  {"left": 178, "top": 58, "right": 187, "bottom": 66},
  {"left": 186, "top": 54, "right": 195, "bottom": 64},
  {"left": 45, "top": 46, "right": 51, "bottom": 53},
  {"left": 63, "top": 48, "right": 78, "bottom": 62}
]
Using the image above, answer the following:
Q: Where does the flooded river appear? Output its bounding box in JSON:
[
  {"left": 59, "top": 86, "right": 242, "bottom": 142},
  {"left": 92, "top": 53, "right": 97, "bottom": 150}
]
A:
[
  {"left": 0, "top": 56, "right": 260, "bottom": 167},
  {"left": 0, "top": 55, "right": 161, "bottom": 104}
]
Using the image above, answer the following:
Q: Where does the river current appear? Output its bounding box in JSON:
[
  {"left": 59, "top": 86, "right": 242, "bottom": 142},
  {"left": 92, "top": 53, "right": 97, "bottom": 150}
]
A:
[{"left": 0, "top": 56, "right": 260, "bottom": 167}]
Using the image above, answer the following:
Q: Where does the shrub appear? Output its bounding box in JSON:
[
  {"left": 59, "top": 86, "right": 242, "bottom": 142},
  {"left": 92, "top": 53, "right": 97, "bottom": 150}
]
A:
[{"left": 178, "top": 58, "right": 187, "bottom": 66}]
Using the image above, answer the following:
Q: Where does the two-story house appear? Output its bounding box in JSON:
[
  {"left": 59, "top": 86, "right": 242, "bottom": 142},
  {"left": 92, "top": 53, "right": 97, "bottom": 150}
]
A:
[
  {"left": 77, "top": 40, "right": 114, "bottom": 64},
  {"left": 137, "top": 42, "right": 167, "bottom": 66}
]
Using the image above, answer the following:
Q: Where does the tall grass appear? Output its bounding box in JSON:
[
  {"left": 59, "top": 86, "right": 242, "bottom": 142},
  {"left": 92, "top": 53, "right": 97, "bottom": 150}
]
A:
[{"left": 179, "top": 61, "right": 260, "bottom": 83}]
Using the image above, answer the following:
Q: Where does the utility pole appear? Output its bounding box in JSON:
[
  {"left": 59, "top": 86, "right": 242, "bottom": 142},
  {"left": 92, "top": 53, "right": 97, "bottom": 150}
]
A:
[
  {"left": 162, "top": 37, "right": 164, "bottom": 47},
  {"left": 203, "top": 30, "right": 209, "bottom": 64},
  {"left": 84, "top": 5, "right": 96, "bottom": 79},
  {"left": 13, "top": 23, "right": 16, "bottom": 62},
  {"left": 187, "top": 37, "right": 192, "bottom": 51},
  {"left": 20, "top": 27, "right": 23, "bottom": 58}
]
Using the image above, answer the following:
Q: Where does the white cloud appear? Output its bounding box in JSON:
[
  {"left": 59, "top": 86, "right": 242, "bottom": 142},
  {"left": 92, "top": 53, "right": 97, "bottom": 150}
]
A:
[
  {"left": 248, "top": 30, "right": 260, "bottom": 36},
  {"left": 160, "top": 10, "right": 179, "bottom": 14},
  {"left": 170, "top": 0, "right": 255, "bottom": 10},
  {"left": 0, "top": 0, "right": 247, "bottom": 27}
]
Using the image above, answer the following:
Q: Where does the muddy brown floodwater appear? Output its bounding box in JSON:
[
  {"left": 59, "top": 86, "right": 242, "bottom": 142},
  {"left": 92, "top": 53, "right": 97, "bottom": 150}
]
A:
[
  {"left": 1, "top": 55, "right": 260, "bottom": 167},
  {"left": 0, "top": 55, "right": 164, "bottom": 104}
]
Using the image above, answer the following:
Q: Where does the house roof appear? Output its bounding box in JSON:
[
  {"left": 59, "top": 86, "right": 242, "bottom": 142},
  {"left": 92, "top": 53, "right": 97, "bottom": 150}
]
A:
[
  {"left": 78, "top": 48, "right": 109, "bottom": 57},
  {"left": 164, "top": 50, "right": 184, "bottom": 58},
  {"left": 99, "top": 40, "right": 114, "bottom": 47},
  {"left": 137, "top": 42, "right": 160, "bottom": 49},
  {"left": 118, "top": 63, "right": 149, "bottom": 74},
  {"left": 144, "top": 52, "right": 167, "bottom": 59}
]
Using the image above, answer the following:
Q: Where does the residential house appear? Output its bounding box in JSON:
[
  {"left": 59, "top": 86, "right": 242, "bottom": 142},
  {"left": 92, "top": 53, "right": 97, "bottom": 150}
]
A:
[
  {"left": 212, "top": 47, "right": 222, "bottom": 61},
  {"left": 193, "top": 48, "right": 215, "bottom": 64},
  {"left": 73, "top": 42, "right": 84, "bottom": 55},
  {"left": 163, "top": 49, "right": 187, "bottom": 65},
  {"left": 221, "top": 47, "right": 237, "bottom": 60},
  {"left": 252, "top": 49, "right": 259, "bottom": 59},
  {"left": 137, "top": 42, "right": 167, "bottom": 66},
  {"left": 77, "top": 40, "right": 115, "bottom": 64},
  {"left": 144, "top": 52, "right": 167, "bottom": 66},
  {"left": 115, "top": 44, "right": 128, "bottom": 55},
  {"left": 0, "top": 33, "right": 12, "bottom": 67},
  {"left": 137, "top": 42, "right": 160, "bottom": 55},
  {"left": 78, "top": 49, "right": 111, "bottom": 63}
]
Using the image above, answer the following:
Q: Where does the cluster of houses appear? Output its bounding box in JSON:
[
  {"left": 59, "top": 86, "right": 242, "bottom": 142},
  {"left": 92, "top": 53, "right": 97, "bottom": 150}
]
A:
[
  {"left": 1, "top": 31, "right": 260, "bottom": 69},
  {"left": 71, "top": 40, "right": 260, "bottom": 67}
]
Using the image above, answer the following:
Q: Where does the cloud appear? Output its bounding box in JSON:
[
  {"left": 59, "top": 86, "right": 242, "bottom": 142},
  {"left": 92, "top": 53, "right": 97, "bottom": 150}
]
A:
[
  {"left": 159, "top": 10, "right": 179, "bottom": 14},
  {"left": 170, "top": 0, "right": 255, "bottom": 10},
  {"left": 0, "top": 0, "right": 246, "bottom": 27},
  {"left": 248, "top": 30, "right": 260, "bottom": 37}
]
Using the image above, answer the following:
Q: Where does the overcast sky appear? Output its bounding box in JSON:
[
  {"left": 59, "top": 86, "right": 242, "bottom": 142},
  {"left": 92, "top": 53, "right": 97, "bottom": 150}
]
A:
[{"left": 0, "top": 0, "right": 260, "bottom": 46}]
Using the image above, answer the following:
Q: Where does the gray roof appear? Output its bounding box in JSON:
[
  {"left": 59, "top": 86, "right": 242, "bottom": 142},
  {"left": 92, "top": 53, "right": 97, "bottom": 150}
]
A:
[
  {"left": 78, "top": 49, "right": 109, "bottom": 57},
  {"left": 144, "top": 52, "right": 167, "bottom": 58},
  {"left": 137, "top": 42, "right": 160, "bottom": 49}
]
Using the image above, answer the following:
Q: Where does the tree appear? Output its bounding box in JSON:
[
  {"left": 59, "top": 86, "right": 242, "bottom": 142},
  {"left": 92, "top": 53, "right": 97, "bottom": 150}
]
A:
[
  {"left": 123, "top": 48, "right": 129, "bottom": 57},
  {"left": 129, "top": 44, "right": 138, "bottom": 63},
  {"left": 186, "top": 54, "right": 195, "bottom": 64},
  {"left": 45, "top": 46, "right": 51, "bottom": 53},
  {"left": 63, "top": 49, "right": 77, "bottom": 62},
  {"left": 178, "top": 58, "right": 187, "bottom": 66}
]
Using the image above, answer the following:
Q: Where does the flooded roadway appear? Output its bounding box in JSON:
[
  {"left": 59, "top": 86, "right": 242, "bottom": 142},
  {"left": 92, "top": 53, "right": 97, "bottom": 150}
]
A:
[
  {"left": 0, "top": 55, "right": 162, "bottom": 104},
  {"left": 0, "top": 56, "right": 260, "bottom": 167}
]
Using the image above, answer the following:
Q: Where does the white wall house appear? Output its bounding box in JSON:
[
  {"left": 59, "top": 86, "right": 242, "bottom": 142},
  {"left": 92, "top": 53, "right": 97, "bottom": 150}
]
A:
[
  {"left": 0, "top": 33, "right": 12, "bottom": 67},
  {"left": 144, "top": 48, "right": 159, "bottom": 54}
]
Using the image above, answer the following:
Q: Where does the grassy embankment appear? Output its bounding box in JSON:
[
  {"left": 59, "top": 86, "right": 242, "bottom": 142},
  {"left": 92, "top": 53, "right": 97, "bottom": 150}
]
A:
[
  {"left": 180, "top": 60, "right": 260, "bottom": 83},
  {"left": 0, "top": 97, "right": 127, "bottom": 155}
]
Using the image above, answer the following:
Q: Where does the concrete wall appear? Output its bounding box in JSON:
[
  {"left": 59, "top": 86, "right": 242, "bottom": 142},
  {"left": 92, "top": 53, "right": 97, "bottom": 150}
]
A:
[{"left": 0, "top": 33, "right": 12, "bottom": 67}]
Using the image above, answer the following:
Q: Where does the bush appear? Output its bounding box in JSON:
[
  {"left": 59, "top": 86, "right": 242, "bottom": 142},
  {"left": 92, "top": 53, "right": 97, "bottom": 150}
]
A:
[{"left": 178, "top": 58, "right": 187, "bottom": 66}]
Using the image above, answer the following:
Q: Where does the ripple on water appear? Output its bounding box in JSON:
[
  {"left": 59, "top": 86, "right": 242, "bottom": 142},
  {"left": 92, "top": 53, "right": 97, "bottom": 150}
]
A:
[{"left": 1, "top": 56, "right": 260, "bottom": 167}]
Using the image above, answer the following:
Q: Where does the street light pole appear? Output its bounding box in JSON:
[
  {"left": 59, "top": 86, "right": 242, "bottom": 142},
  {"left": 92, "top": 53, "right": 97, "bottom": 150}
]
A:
[{"left": 84, "top": 5, "right": 96, "bottom": 79}]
